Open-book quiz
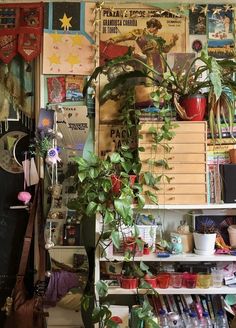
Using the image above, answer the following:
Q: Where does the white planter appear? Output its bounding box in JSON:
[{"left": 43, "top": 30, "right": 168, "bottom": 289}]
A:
[{"left": 193, "top": 232, "right": 216, "bottom": 251}]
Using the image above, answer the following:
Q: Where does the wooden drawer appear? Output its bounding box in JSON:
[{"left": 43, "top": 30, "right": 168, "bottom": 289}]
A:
[
  {"left": 146, "top": 173, "right": 206, "bottom": 184},
  {"left": 158, "top": 184, "right": 207, "bottom": 194},
  {"left": 140, "top": 132, "right": 206, "bottom": 144},
  {"left": 145, "top": 193, "right": 207, "bottom": 205},
  {"left": 139, "top": 143, "right": 206, "bottom": 154},
  {"left": 157, "top": 194, "right": 207, "bottom": 204},
  {"left": 141, "top": 163, "right": 206, "bottom": 174},
  {"left": 140, "top": 152, "right": 206, "bottom": 163},
  {"left": 140, "top": 121, "right": 207, "bottom": 134}
]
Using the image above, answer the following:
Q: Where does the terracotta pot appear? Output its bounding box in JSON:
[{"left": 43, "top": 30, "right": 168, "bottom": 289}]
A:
[
  {"left": 120, "top": 276, "right": 138, "bottom": 289},
  {"left": 180, "top": 94, "right": 206, "bottom": 121}
]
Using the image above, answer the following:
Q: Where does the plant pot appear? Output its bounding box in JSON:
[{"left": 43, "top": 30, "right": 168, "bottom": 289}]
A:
[
  {"left": 111, "top": 175, "right": 137, "bottom": 194},
  {"left": 111, "top": 175, "right": 121, "bottom": 194},
  {"left": 193, "top": 232, "right": 216, "bottom": 252},
  {"left": 120, "top": 276, "right": 138, "bottom": 289},
  {"left": 144, "top": 276, "right": 157, "bottom": 288},
  {"left": 180, "top": 94, "right": 206, "bottom": 121}
]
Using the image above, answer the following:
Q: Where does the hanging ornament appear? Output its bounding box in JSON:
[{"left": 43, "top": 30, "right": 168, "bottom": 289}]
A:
[
  {"left": 46, "top": 147, "right": 61, "bottom": 165},
  {"left": 212, "top": 7, "right": 222, "bottom": 15},
  {"left": 224, "top": 5, "right": 232, "bottom": 12}
]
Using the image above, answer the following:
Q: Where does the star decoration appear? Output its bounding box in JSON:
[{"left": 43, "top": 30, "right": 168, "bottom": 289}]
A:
[
  {"left": 212, "top": 7, "right": 222, "bottom": 15},
  {"left": 59, "top": 13, "right": 72, "bottom": 31},
  {"left": 48, "top": 54, "right": 61, "bottom": 65},
  {"left": 189, "top": 4, "right": 197, "bottom": 12},
  {"left": 50, "top": 33, "right": 63, "bottom": 43},
  {"left": 199, "top": 5, "right": 208, "bottom": 16},
  {"left": 72, "top": 34, "right": 82, "bottom": 46},
  {"left": 178, "top": 4, "right": 186, "bottom": 12},
  {"left": 224, "top": 4, "right": 232, "bottom": 12},
  {"left": 67, "top": 54, "right": 80, "bottom": 67}
]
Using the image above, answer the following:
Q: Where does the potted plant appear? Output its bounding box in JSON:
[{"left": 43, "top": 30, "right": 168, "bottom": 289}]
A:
[
  {"left": 84, "top": 47, "right": 236, "bottom": 140},
  {"left": 193, "top": 220, "right": 218, "bottom": 255}
]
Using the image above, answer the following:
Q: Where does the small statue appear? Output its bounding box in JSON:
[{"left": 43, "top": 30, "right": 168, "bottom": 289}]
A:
[{"left": 169, "top": 233, "right": 183, "bottom": 254}]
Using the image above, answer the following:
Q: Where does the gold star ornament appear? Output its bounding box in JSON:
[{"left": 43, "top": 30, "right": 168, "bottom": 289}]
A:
[{"left": 59, "top": 13, "right": 72, "bottom": 31}]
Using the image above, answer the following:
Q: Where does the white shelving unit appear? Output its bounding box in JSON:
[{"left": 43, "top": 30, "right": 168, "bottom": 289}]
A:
[
  {"left": 107, "top": 287, "right": 236, "bottom": 295},
  {"left": 95, "top": 203, "right": 236, "bottom": 295}
]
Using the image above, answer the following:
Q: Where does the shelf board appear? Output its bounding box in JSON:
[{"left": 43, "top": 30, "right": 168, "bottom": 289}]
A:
[
  {"left": 100, "top": 253, "right": 236, "bottom": 262},
  {"left": 50, "top": 245, "right": 84, "bottom": 249},
  {"left": 141, "top": 204, "right": 236, "bottom": 210},
  {"left": 107, "top": 286, "right": 236, "bottom": 295}
]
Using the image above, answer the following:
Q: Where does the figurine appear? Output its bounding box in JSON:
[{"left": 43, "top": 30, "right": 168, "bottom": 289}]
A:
[{"left": 169, "top": 233, "right": 183, "bottom": 254}]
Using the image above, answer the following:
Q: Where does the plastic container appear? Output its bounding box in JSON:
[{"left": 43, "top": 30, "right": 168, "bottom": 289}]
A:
[
  {"left": 170, "top": 272, "right": 183, "bottom": 288},
  {"left": 197, "top": 272, "right": 212, "bottom": 288},
  {"left": 156, "top": 273, "right": 171, "bottom": 289},
  {"left": 183, "top": 273, "right": 197, "bottom": 288},
  {"left": 120, "top": 277, "right": 138, "bottom": 289},
  {"left": 189, "top": 311, "right": 199, "bottom": 327},
  {"left": 211, "top": 268, "right": 223, "bottom": 288},
  {"left": 228, "top": 225, "right": 236, "bottom": 248}
]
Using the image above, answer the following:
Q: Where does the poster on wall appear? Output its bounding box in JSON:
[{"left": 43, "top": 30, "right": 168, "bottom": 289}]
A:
[
  {"left": 207, "top": 5, "right": 235, "bottom": 58},
  {"left": 43, "top": 2, "right": 95, "bottom": 75},
  {"left": 98, "top": 3, "right": 187, "bottom": 123}
]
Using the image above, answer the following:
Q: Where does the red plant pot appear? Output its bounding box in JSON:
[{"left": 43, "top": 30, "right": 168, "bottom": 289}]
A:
[
  {"left": 156, "top": 273, "right": 171, "bottom": 289},
  {"left": 144, "top": 277, "right": 157, "bottom": 288},
  {"left": 180, "top": 94, "right": 206, "bottom": 121},
  {"left": 129, "top": 175, "right": 137, "bottom": 187},
  {"left": 143, "top": 247, "right": 150, "bottom": 255},
  {"left": 111, "top": 175, "right": 121, "bottom": 194},
  {"left": 120, "top": 276, "right": 138, "bottom": 289}
]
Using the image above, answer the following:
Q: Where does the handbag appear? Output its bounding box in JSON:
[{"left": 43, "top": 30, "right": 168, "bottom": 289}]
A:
[{"left": 3, "top": 182, "right": 48, "bottom": 328}]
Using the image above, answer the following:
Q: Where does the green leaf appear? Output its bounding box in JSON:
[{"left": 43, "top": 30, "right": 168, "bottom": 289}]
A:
[
  {"left": 114, "top": 199, "right": 133, "bottom": 220},
  {"left": 96, "top": 280, "right": 108, "bottom": 298},
  {"left": 106, "top": 319, "right": 119, "bottom": 328},
  {"left": 133, "top": 224, "right": 140, "bottom": 237},
  {"left": 110, "top": 152, "right": 122, "bottom": 163},
  {"left": 111, "top": 231, "right": 120, "bottom": 249},
  {"left": 104, "top": 210, "right": 115, "bottom": 224},
  {"left": 78, "top": 171, "right": 87, "bottom": 182},
  {"left": 140, "top": 261, "right": 150, "bottom": 273},
  {"left": 86, "top": 201, "right": 98, "bottom": 216},
  {"left": 81, "top": 294, "right": 91, "bottom": 311}
]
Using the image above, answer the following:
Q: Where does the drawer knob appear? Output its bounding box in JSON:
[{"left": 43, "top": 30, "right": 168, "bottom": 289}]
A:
[
  {"left": 169, "top": 197, "right": 175, "bottom": 200},
  {"left": 168, "top": 187, "right": 175, "bottom": 191}
]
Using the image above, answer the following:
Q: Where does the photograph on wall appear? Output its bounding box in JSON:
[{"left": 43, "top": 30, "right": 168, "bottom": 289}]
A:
[
  {"left": 189, "top": 9, "right": 206, "bottom": 35},
  {"left": 65, "top": 75, "right": 84, "bottom": 102},
  {"left": 43, "top": 2, "right": 95, "bottom": 75},
  {"left": 47, "top": 76, "right": 66, "bottom": 103},
  {"left": 207, "top": 5, "right": 235, "bottom": 58}
]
